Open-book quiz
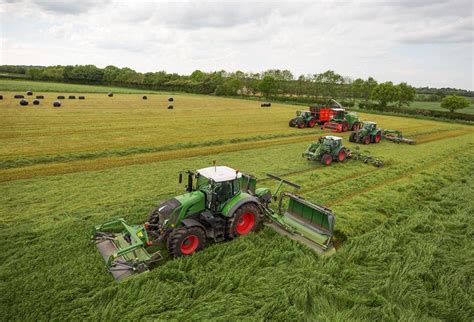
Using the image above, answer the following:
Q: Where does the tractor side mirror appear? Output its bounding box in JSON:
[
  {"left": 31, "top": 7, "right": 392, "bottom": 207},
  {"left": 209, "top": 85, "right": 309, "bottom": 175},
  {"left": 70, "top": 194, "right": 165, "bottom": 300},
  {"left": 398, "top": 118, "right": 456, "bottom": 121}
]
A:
[{"left": 179, "top": 173, "right": 182, "bottom": 183}]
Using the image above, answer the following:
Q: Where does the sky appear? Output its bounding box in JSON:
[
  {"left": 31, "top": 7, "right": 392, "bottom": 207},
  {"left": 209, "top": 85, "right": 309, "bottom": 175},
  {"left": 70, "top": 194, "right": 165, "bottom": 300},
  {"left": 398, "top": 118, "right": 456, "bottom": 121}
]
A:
[{"left": 0, "top": 0, "right": 473, "bottom": 89}]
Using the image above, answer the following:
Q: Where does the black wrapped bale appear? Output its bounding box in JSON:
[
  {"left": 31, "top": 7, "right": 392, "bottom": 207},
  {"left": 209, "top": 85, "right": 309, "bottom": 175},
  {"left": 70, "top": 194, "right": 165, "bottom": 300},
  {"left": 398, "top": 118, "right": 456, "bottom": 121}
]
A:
[
  {"left": 20, "top": 99, "right": 28, "bottom": 106},
  {"left": 168, "top": 105, "right": 174, "bottom": 109},
  {"left": 14, "top": 95, "right": 24, "bottom": 99},
  {"left": 36, "top": 95, "right": 44, "bottom": 99},
  {"left": 0, "top": 95, "right": 3, "bottom": 100},
  {"left": 143, "top": 96, "right": 147, "bottom": 100},
  {"left": 261, "top": 102, "right": 271, "bottom": 107},
  {"left": 26, "top": 91, "right": 33, "bottom": 96},
  {"left": 68, "top": 95, "right": 76, "bottom": 99},
  {"left": 33, "top": 100, "right": 40, "bottom": 105},
  {"left": 53, "top": 101, "right": 61, "bottom": 108},
  {"left": 108, "top": 92, "right": 113, "bottom": 97},
  {"left": 168, "top": 97, "right": 174, "bottom": 102},
  {"left": 78, "top": 96, "right": 85, "bottom": 100},
  {"left": 57, "top": 95, "right": 65, "bottom": 99}
]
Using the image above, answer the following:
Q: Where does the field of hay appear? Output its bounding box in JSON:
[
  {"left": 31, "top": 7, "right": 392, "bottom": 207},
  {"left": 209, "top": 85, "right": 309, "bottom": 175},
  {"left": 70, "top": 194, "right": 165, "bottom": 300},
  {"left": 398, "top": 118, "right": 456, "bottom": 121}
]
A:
[{"left": 1, "top": 84, "right": 473, "bottom": 320}]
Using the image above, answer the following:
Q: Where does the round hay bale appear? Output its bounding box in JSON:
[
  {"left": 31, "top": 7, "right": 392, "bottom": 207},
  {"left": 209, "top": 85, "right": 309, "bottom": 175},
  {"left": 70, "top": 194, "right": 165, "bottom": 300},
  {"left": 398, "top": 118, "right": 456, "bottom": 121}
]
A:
[
  {"left": 26, "top": 91, "right": 33, "bottom": 96},
  {"left": 68, "top": 95, "right": 76, "bottom": 99},
  {"left": 142, "top": 96, "right": 147, "bottom": 100},
  {"left": 33, "top": 99, "right": 40, "bottom": 105},
  {"left": 168, "top": 97, "right": 174, "bottom": 102},
  {"left": 57, "top": 95, "right": 65, "bottom": 99},
  {"left": 20, "top": 99, "right": 28, "bottom": 106},
  {"left": 14, "top": 94, "right": 24, "bottom": 99},
  {"left": 36, "top": 95, "right": 44, "bottom": 99},
  {"left": 78, "top": 96, "right": 85, "bottom": 100},
  {"left": 168, "top": 105, "right": 174, "bottom": 109},
  {"left": 53, "top": 101, "right": 61, "bottom": 108},
  {"left": 108, "top": 92, "right": 113, "bottom": 97}
]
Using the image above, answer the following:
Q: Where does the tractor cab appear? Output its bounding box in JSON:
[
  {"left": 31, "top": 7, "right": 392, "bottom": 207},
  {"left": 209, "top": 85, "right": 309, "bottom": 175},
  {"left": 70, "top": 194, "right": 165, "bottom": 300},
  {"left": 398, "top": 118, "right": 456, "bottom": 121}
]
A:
[
  {"left": 319, "top": 135, "right": 342, "bottom": 148},
  {"left": 331, "top": 108, "right": 347, "bottom": 121},
  {"left": 362, "top": 121, "right": 377, "bottom": 132},
  {"left": 196, "top": 166, "right": 242, "bottom": 212}
]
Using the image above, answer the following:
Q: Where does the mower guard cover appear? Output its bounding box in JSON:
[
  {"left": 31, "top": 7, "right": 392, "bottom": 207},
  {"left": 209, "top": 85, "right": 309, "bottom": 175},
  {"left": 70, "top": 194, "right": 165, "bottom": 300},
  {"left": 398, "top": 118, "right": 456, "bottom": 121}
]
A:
[
  {"left": 266, "top": 192, "right": 335, "bottom": 255},
  {"left": 92, "top": 218, "right": 161, "bottom": 280}
]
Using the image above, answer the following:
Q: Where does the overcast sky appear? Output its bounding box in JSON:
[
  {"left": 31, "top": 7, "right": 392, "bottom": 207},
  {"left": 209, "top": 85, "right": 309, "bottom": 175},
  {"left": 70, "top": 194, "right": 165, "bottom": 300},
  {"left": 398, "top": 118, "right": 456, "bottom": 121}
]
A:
[{"left": 0, "top": 0, "right": 472, "bottom": 89}]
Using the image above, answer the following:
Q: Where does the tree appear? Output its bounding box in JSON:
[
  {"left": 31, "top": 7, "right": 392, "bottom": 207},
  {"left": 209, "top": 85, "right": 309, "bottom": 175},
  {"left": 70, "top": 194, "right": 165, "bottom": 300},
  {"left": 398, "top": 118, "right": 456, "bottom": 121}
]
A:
[
  {"left": 258, "top": 75, "right": 277, "bottom": 98},
  {"left": 371, "top": 82, "right": 399, "bottom": 108},
  {"left": 362, "top": 77, "right": 378, "bottom": 101},
  {"left": 313, "top": 70, "right": 344, "bottom": 97},
  {"left": 440, "top": 95, "right": 470, "bottom": 113},
  {"left": 396, "top": 82, "right": 416, "bottom": 107}
]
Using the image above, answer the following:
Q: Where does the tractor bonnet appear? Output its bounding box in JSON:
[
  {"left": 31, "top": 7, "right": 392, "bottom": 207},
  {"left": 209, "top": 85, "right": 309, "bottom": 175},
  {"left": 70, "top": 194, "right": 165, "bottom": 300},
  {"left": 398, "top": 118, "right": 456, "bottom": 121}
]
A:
[{"left": 197, "top": 166, "right": 242, "bottom": 182}]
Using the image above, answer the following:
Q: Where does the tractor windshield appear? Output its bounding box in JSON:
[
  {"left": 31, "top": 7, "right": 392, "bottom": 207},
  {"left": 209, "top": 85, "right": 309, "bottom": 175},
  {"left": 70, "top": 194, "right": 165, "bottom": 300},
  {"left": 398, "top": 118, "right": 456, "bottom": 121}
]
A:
[{"left": 363, "top": 123, "right": 375, "bottom": 131}]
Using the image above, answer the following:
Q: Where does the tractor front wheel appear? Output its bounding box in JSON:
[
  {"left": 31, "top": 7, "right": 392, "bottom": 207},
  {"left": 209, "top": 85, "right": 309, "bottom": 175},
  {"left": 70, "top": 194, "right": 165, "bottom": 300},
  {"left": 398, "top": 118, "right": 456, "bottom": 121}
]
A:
[
  {"left": 289, "top": 119, "right": 296, "bottom": 127},
  {"left": 337, "top": 149, "right": 346, "bottom": 162},
  {"left": 349, "top": 132, "right": 357, "bottom": 143},
  {"left": 321, "top": 153, "right": 332, "bottom": 166},
  {"left": 227, "top": 203, "right": 262, "bottom": 239},
  {"left": 167, "top": 226, "right": 206, "bottom": 257},
  {"left": 362, "top": 136, "right": 371, "bottom": 145},
  {"left": 297, "top": 121, "right": 305, "bottom": 129}
]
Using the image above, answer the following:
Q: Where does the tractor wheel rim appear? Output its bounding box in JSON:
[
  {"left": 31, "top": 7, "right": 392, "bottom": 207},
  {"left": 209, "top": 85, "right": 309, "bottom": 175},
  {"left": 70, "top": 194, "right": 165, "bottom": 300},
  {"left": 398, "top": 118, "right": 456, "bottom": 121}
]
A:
[
  {"left": 180, "top": 235, "right": 199, "bottom": 254},
  {"left": 376, "top": 134, "right": 381, "bottom": 142},
  {"left": 325, "top": 157, "right": 331, "bottom": 165},
  {"left": 236, "top": 213, "right": 255, "bottom": 235},
  {"left": 339, "top": 150, "right": 345, "bottom": 161}
]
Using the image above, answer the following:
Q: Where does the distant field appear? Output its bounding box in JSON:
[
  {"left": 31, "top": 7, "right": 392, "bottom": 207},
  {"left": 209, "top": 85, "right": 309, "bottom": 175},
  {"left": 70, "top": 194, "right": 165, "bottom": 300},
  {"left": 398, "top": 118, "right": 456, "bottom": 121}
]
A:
[
  {"left": 408, "top": 100, "right": 474, "bottom": 114},
  {"left": 0, "top": 79, "right": 166, "bottom": 94},
  {"left": 1, "top": 87, "right": 473, "bottom": 320}
]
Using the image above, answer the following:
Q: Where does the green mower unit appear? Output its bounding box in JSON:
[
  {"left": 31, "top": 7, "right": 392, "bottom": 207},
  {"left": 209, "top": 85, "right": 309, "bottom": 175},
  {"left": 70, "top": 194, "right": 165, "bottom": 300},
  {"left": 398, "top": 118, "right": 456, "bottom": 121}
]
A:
[
  {"left": 303, "top": 135, "right": 348, "bottom": 166},
  {"left": 322, "top": 109, "right": 361, "bottom": 132},
  {"left": 382, "top": 130, "right": 416, "bottom": 145},
  {"left": 349, "top": 121, "right": 383, "bottom": 144},
  {"left": 92, "top": 166, "right": 336, "bottom": 280}
]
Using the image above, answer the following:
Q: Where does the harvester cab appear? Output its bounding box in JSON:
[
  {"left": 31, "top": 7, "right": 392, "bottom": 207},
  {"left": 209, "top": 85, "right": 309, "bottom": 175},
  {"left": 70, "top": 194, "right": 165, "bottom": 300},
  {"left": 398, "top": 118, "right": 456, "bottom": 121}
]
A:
[
  {"left": 92, "top": 165, "right": 336, "bottom": 280},
  {"left": 349, "top": 121, "right": 383, "bottom": 144},
  {"left": 303, "top": 135, "right": 347, "bottom": 166},
  {"left": 322, "top": 109, "right": 361, "bottom": 133}
]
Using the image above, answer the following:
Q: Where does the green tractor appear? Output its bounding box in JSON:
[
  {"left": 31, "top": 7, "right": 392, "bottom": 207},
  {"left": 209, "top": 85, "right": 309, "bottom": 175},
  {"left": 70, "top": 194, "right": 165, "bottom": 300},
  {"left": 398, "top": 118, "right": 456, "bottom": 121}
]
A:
[
  {"left": 289, "top": 110, "right": 318, "bottom": 128},
  {"left": 322, "top": 109, "right": 361, "bottom": 132},
  {"left": 303, "top": 136, "right": 347, "bottom": 166},
  {"left": 92, "top": 166, "right": 336, "bottom": 280},
  {"left": 349, "top": 121, "right": 383, "bottom": 144}
]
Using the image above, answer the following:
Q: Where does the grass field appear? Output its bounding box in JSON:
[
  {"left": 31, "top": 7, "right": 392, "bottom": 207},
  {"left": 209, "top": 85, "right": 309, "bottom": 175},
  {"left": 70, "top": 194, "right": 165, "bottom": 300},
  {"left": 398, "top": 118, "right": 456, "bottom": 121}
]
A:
[
  {"left": 409, "top": 100, "right": 474, "bottom": 115},
  {"left": 1, "top": 83, "right": 473, "bottom": 320}
]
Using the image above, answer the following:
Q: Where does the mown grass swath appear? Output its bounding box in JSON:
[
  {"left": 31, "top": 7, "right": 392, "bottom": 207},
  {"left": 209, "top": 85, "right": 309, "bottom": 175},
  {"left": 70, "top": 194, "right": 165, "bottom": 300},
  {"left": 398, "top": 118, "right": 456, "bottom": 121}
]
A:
[{"left": 0, "top": 83, "right": 472, "bottom": 320}]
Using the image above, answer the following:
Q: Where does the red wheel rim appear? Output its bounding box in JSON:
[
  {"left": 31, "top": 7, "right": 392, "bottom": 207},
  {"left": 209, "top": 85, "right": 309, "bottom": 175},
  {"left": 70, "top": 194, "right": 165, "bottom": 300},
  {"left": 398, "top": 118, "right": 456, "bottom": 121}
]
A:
[
  {"left": 338, "top": 150, "right": 345, "bottom": 161},
  {"left": 364, "top": 137, "right": 370, "bottom": 144},
  {"left": 236, "top": 213, "right": 255, "bottom": 235},
  {"left": 325, "top": 157, "right": 331, "bottom": 165},
  {"left": 375, "top": 134, "right": 381, "bottom": 143},
  {"left": 180, "top": 235, "right": 199, "bottom": 255}
]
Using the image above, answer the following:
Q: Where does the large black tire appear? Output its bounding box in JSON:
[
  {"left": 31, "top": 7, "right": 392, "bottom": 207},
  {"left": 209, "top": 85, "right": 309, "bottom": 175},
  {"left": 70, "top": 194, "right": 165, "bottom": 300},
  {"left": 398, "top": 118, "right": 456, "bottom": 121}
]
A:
[
  {"left": 297, "top": 120, "right": 305, "bottom": 129},
  {"left": 349, "top": 132, "right": 357, "bottom": 142},
  {"left": 167, "top": 226, "right": 206, "bottom": 257},
  {"left": 362, "top": 135, "right": 371, "bottom": 145},
  {"left": 289, "top": 118, "right": 297, "bottom": 127},
  {"left": 321, "top": 153, "right": 332, "bottom": 166},
  {"left": 226, "top": 203, "right": 262, "bottom": 239}
]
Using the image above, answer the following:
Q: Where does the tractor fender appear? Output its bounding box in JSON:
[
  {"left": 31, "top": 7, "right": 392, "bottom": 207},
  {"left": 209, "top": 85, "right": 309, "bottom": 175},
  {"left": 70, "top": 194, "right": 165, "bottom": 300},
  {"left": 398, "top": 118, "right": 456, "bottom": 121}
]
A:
[
  {"left": 222, "top": 194, "right": 261, "bottom": 218},
  {"left": 181, "top": 218, "right": 207, "bottom": 234}
]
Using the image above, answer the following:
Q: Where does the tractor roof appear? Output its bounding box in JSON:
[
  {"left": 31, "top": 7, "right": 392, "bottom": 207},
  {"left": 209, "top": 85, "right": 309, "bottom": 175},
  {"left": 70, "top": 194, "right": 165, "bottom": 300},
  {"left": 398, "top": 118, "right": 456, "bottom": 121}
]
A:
[
  {"left": 332, "top": 108, "right": 345, "bottom": 112},
  {"left": 197, "top": 166, "right": 242, "bottom": 182},
  {"left": 364, "top": 121, "right": 376, "bottom": 124},
  {"left": 323, "top": 135, "right": 342, "bottom": 140}
]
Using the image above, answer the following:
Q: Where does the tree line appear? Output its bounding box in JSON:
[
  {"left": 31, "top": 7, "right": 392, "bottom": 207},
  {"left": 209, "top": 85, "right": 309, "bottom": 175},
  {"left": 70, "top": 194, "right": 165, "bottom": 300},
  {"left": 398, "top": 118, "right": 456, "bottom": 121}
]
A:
[{"left": 0, "top": 64, "right": 471, "bottom": 112}]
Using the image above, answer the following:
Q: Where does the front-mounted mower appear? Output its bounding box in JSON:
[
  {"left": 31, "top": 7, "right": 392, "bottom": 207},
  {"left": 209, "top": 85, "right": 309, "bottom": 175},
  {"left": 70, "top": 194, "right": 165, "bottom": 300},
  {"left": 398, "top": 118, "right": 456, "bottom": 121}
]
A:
[
  {"left": 92, "top": 166, "right": 336, "bottom": 280},
  {"left": 302, "top": 135, "right": 347, "bottom": 166}
]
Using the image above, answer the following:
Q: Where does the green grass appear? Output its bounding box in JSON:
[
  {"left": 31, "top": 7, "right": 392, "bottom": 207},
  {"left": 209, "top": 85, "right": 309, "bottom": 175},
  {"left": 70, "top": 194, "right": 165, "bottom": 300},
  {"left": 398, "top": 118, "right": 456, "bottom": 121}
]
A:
[
  {"left": 0, "top": 79, "right": 168, "bottom": 94},
  {"left": 408, "top": 101, "right": 474, "bottom": 114},
  {"left": 0, "top": 87, "right": 473, "bottom": 320}
]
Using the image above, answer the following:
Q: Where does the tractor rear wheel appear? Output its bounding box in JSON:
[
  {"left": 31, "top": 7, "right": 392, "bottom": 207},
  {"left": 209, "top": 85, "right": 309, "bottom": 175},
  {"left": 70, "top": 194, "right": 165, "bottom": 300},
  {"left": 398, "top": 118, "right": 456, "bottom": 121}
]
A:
[
  {"left": 337, "top": 148, "right": 346, "bottom": 162},
  {"left": 374, "top": 132, "right": 382, "bottom": 143},
  {"left": 349, "top": 132, "right": 357, "bottom": 142},
  {"left": 308, "top": 119, "right": 316, "bottom": 128},
  {"left": 321, "top": 153, "right": 332, "bottom": 166},
  {"left": 167, "top": 226, "right": 206, "bottom": 257},
  {"left": 227, "top": 203, "right": 261, "bottom": 239},
  {"left": 362, "top": 136, "right": 371, "bottom": 145}
]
